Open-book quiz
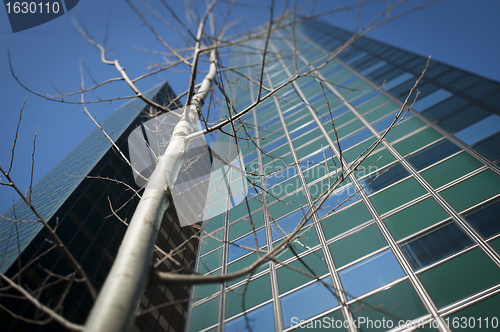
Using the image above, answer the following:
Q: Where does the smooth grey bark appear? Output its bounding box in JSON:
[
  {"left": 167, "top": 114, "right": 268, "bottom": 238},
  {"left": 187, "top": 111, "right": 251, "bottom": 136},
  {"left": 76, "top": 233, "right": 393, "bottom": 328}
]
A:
[{"left": 83, "top": 51, "right": 216, "bottom": 332}]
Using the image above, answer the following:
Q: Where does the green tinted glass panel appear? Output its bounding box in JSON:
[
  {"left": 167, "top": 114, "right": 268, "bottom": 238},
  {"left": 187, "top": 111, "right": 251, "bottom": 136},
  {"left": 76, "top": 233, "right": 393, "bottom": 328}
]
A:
[
  {"left": 393, "top": 127, "right": 442, "bottom": 156},
  {"left": 198, "top": 249, "right": 222, "bottom": 274},
  {"left": 189, "top": 296, "right": 219, "bottom": 332},
  {"left": 273, "top": 228, "right": 320, "bottom": 262},
  {"left": 201, "top": 229, "right": 225, "bottom": 255},
  {"left": 447, "top": 293, "right": 500, "bottom": 331},
  {"left": 440, "top": 170, "right": 500, "bottom": 212},
  {"left": 336, "top": 120, "right": 364, "bottom": 139},
  {"left": 225, "top": 274, "right": 272, "bottom": 318},
  {"left": 364, "top": 102, "right": 400, "bottom": 123},
  {"left": 329, "top": 224, "right": 387, "bottom": 268},
  {"left": 384, "top": 197, "right": 450, "bottom": 240},
  {"left": 490, "top": 236, "right": 500, "bottom": 254},
  {"left": 229, "top": 211, "right": 265, "bottom": 241},
  {"left": 354, "top": 149, "right": 396, "bottom": 178},
  {"left": 421, "top": 152, "right": 482, "bottom": 189},
  {"left": 268, "top": 191, "right": 307, "bottom": 219},
  {"left": 370, "top": 178, "right": 427, "bottom": 215},
  {"left": 357, "top": 95, "right": 390, "bottom": 114},
  {"left": 293, "top": 128, "right": 323, "bottom": 149},
  {"left": 226, "top": 252, "right": 268, "bottom": 286},
  {"left": 343, "top": 137, "right": 378, "bottom": 164},
  {"left": 418, "top": 248, "right": 500, "bottom": 308},
  {"left": 261, "top": 150, "right": 294, "bottom": 166},
  {"left": 194, "top": 273, "right": 221, "bottom": 299},
  {"left": 329, "top": 111, "right": 355, "bottom": 127},
  {"left": 350, "top": 280, "right": 428, "bottom": 330},
  {"left": 268, "top": 176, "right": 301, "bottom": 199},
  {"left": 276, "top": 250, "right": 329, "bottom": 294},
  {"left": 384, "top": 117, "right": 425, "bottom": 142},
  {"left": 204, "top": 214, "right": 225, "bottom": 233},
  {"left": 230, "top": 197, "right": 263, "bottom": 222},
  {"left": 320, "top": 202, "right": 372, "bottom": 240}
]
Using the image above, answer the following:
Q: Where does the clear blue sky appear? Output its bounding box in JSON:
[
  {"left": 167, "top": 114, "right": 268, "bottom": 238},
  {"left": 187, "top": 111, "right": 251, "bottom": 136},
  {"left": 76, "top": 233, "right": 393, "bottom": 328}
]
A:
[{"left": 1, "top": 0, "right": 499, "bottom": 215}]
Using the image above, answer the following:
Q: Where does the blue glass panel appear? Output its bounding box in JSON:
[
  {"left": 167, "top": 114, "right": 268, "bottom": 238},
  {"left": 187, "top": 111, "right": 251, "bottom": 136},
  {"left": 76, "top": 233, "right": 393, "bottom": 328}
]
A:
[
  {"left": 382, "top": 73, "right": 414, "bottom": 91},
  {"left": 372, "top": 111, "right": 413, "bottom": 132},
  {"left": 243, "top": 151, "right": 257, "bottom": 165},
  {"left": 281, "top": 277, "right": 339, "bottom": 328},
  {"left": 261, "top": 136, "right": 288, "bottom": 154},
  {"left": 350, "top": 91, "right": 380, "bottom": 107},
  {"left": 289, "top": 121, "right": 317, "bottom": 140},
  {"left": 399, "top": 221, "right": 473, "bottom": 270},
  {"left": 358, "top": 163, "right": 409, "bottom": 195},
  {"left": 230, "top": 182, "right": 260, "bottom": 207},
  {"left": 463, "top": 198, "right": 500, "bottom": 239},
  {"left": 320, "top": 105, "right": 350, "bottom": 123},
  {"left": 316, "top": 184, "right": 360, "bottom": 217},
  {"left": 454, "top": 114, "right": 500, "bottom": 145},
  {"left": 360, "top": 61, "right": 387, "bottom": 76},
  {"left": 339, "top": 249, "right": 405, "bottom": 300},
  {"left": 413, "top": 89, "right": 453, "bottom": 112},
  {"left": 225, "top": 302, "right": 275, "bottom": 332},
  {"left": 228, "top": 228, "right": 266, "bottom": 262},
  {"left": 300, "top": 147, "right": 334, "bottom": 170},
  {"left": 271, "top": 208, "right": 308, "bottom": 241},
  {"left": 406, "top": 139, "right": 460, "bottom": 171},
  {"left": 337, "top": 128, "right": 372, "bottom": 151}
]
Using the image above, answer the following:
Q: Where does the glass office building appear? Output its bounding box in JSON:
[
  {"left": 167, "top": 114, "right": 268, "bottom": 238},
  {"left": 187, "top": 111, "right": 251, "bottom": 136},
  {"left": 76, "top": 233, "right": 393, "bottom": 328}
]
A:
[
  {"left": 187, "top": 18, "right": 500, "bottom": 332},
  {"left": 0, "top": 83, "right": 198, "bottom": 332}
]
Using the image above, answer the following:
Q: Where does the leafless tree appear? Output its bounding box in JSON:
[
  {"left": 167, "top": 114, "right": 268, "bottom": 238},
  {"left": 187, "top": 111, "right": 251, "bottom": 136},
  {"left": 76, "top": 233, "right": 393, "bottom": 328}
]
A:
[{"left": 0, "top": 1, "right": 436, "bottom": 331}]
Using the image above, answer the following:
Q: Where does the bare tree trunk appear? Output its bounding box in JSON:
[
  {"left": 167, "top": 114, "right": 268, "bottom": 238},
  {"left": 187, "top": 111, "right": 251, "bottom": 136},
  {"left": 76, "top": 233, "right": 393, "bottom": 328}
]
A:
[{"left": 83, "top": 51, "right": 217, "bottom": 332}]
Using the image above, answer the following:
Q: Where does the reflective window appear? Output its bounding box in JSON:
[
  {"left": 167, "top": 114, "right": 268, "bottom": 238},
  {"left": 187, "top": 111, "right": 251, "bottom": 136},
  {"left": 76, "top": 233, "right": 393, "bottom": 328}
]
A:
[
  {"left": 454, "top": 114, "right": 500, "bottom": 145},
  {"left": 406, "top": 139, "right": 460, "bottom": 171},
  {"left": 372, "top": 111, "right": 412, "bottom": 132},
  {"left": 421, "top": 96, "right": 469, "bottom": 122},
  {"left": 437, "top": 105, "right": 490, "bottom": 133},
  {"left": 350, "top": 280, "right": 428, "bottom": 328},
  {"left": 228, "top": 228, "right": 266, "bottom": 262},
  {"left": 350, "top": 90, "right": 380, "bottom": 107},
  {"left": 360, "top": 61, "right": 387, "bottom": 76},
  {"left": 412, "top": 89, "right": 452, "bottom": 112},
  {"left": 225, "top": 302, "right": 275, "bottom": 332},
  {"left": 289, "top": 121, "right": 317, "bottom": 140},
  {"left": 300, "top": 147, "right": 334, "bottom": 170},
  {"left": 315, "top": 184, "right": 360, "bottom": 217},
  {"left": 336, "top": 128, "right": 372, "bottom": 151},
  {"left": 359, "top": 162, "right": 409, "bottom": 195},
  {"left": 271, "top": 208, "right": 308, "bottom": 241},
  {"left": 473, "top": 132, "right": 500, "bottom": 162},
  {"left": 265, "top": 166, "right": 297, "bottom": 189},
  {"left": 339, "top": 249, "right": 405, "bottom": 300},
  {"left": 225, "top": 274, "right": 272, "bottom": 319},
  {"left": 189, "top": 296, "right": 219, "bottom": 332},
  {"left": 281, "top": 277, "right": 339, "bottom": 328},
  {"left": 399, "top": 221, "right": 473, "bottom": 271},
  {"left": 418, "top": 248, "right": 500, "bottom": 309},
  {"left": 463, "top": 198, "right": 500, "bottom": 239},
  {"left": 329, "top": 224, "right": 387, "bottom": 268}
]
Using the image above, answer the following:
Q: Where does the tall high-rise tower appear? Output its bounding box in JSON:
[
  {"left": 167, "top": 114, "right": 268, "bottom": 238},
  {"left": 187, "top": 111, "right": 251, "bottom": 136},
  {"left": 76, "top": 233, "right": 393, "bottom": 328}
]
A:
[
  {"left": 187, "top": 18, "right": 500, "bottom": 332},
  {"left": 0, "top": 83, "right": 199, "bottom": 332}
]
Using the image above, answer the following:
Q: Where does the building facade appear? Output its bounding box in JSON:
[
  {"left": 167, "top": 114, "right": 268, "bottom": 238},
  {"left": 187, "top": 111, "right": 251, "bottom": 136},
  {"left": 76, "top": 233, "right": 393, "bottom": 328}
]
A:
[
  {"left": 187, "top": 19, "right": 500, "bottom": 332},
  {"left": 0, "top": 83, "right": 199, "bottom": 332}
]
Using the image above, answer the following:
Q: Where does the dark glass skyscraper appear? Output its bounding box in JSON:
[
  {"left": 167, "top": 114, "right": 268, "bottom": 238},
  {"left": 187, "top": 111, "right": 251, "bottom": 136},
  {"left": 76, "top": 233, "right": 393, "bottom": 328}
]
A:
[
  {"left": 187, "top": 18, "right": 500, "bottom": 332},
  {"left": 0, "top": 83, "right": 199, "bottom": 332}
]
